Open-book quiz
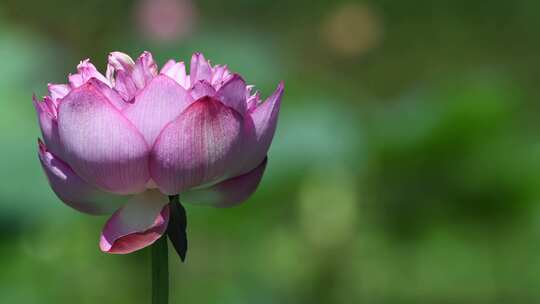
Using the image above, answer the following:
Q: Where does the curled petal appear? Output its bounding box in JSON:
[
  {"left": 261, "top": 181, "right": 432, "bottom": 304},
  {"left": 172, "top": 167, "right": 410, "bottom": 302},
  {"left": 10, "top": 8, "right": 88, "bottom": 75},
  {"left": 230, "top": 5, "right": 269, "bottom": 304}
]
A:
[
  {"left": 241, "top": 81, "right": 284, "bottom": 173},
  {"left": 109, "top": 52, "right": 135, "bottom": 70},
  {"left": 124, "top": 75, "right": 194, "bottom": 146},
  {"left": 106, "top": 51, "right": 135, "bottom": 81},
  {"left": 182, "top": 158, "right": 267, "bottom": 208},
  {"left": 114, "top": 70, "right": 139, "bottom": 101},
  {"left": 48, "top": 83, "right": 70, "bottom": 101},
  {"left": 160, "top": 60, "right": 189, "bottom": 89},
  {"left": 190, "top": 80, "right": 216, "bottom": 100},
  {"left": 106, "top": 52, "right": 137, "bottom": 101},
  {"left": 38, "top": 141, "right": 128, "bottom": 215},
  {"left": 131, "top": 51, "right": 158, "bottom": 90},
  {"left": 190, "top": 52, "right": 212, "bottom": 84},
  {"left": 34, "top": 95, "right": 63, "bottom": 158},
  {"left": 150, "top": 96, "right": 244, "bottom": 195},
  {"left": 81, "top": 67, "right": 109, "bottom": 86},
  {"left": 216, "top": 74, "right": 247, "bottom": 115},
  {"left": 69, "top": 59, "right": 109, "bottom": 88},
  {"left": 100, "top": 190, "right": 169, "bottom": 254},
  {"left": 58, "top": 82, "right": 150, "bottom": 194}
]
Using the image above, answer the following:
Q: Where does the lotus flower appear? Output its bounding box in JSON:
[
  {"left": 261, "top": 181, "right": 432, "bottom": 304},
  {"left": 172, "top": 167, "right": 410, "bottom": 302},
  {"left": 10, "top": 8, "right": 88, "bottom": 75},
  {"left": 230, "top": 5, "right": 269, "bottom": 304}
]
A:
[{"left": 34, "top": 51, "right": 283, "bottom": 254}]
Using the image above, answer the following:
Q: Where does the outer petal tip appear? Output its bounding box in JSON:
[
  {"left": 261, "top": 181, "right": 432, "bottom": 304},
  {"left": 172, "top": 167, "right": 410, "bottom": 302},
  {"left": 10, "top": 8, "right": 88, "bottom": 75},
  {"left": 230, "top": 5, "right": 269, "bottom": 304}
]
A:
[
  {"left": 32, "top": 94, "right": 40, "bottom": 109},
  {"left": 190, "top": 52, "right": 212, "bottom": 84},
  {"left": 131, "top": 51, "right": 158, "bottom": 90},
  {"left": 252, "top": 80, "right": 284, "bottom": 127},
  {"left": 278, "top": 80, "right": 285, "bottom": 91},
  {"left": 236, "top": 81, "right": 284, "bottom": 174}
]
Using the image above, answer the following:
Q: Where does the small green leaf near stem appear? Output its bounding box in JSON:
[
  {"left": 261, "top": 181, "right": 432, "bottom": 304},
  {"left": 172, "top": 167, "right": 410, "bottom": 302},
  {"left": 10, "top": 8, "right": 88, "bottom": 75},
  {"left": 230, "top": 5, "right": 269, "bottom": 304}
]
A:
[{"left": 167, "top": 195, "right": 188, "bottom": 262}]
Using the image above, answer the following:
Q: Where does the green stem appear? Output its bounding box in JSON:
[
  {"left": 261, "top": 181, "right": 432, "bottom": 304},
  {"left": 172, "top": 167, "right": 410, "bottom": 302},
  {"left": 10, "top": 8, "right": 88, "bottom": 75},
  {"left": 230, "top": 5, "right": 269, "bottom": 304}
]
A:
[{"left": 151, "top": 235, "right": 169, "bottom": 304}]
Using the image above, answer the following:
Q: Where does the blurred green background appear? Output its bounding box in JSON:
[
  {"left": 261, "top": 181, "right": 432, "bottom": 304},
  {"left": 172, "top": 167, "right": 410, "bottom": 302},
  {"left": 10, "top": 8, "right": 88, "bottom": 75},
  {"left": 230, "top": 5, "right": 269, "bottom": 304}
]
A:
[{"left": 1, "top": 0, "right": 540, "bottom": 303}]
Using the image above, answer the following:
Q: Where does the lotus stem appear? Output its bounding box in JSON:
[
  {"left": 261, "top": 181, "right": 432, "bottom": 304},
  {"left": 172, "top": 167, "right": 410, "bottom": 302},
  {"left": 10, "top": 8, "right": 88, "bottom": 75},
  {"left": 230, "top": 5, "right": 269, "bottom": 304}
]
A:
[{"left": 151, "top": 234, "right": 169, "bottom": 304}]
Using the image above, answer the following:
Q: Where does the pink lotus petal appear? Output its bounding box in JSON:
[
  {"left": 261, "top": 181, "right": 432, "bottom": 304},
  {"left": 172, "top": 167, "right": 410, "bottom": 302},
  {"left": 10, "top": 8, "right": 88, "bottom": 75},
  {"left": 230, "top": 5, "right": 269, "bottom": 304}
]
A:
[
  {"left": 190, "top": 52, "right": 212, "bottom": 84},
  {"left": 79, "top": 63, "right": 110, "bottom": 86},
  {"left": 131, "top": 51, "right": 158, "bottom": 90},
  {"left": 190, "top": 80, "right": 216, "bottom": 100},
  {"left": 106, "top": 52, "right": 137, "bottom": 101},
  {"left": 100, "top": 190, "right": 169, "bottom": 254},
  {"left": 48, "top": 83, "right": 70, "bottom": 101},
  {"left": 42, "top": 96, "right": 58, "bottom": 117},
  {"left": 86, "top": 78, "right": 128, "bottom": 110},
  {"left": 123, "top": 75, "right": 194, "bottom": 146},
  {"left": 68, "top": 73, "right": 84, "bottom": 88},
  {"left": 247, "top": 90, "right": 261, "bottom": 113},
  {"left": 34, "top": 95, "right": 63, "bottom": 159},
  {"left": 69, "top": 59, "right": 109, "bottom": 88},
  {"left": 216, "top": 74, "right": 247, "bottom": 115},
  {"left": 240, "top": 81, "right": 284, "bottom": 173},
  {"left": 182, "top": 157, "right": 267, "bottom": 208},
  {"left": 160, "top": 60, "right": 189, "bottom": 89},
  {"left": 57, "top": 82, "right": 150, "bottom": 194},
  {"left": 106, "top": 52, "right": 135, "bottom": 79},
  {"left": 38, "top": 140, "right": 128, "bottom": 215},
  {"left": 210, "top": 64, "right": 231, "bottom": 87},
  {"left": 114, "top": 69, "right": 139, "bottom": 101},
  {"left": 150, "top": 96, "right": 244, "bottom": 195}
]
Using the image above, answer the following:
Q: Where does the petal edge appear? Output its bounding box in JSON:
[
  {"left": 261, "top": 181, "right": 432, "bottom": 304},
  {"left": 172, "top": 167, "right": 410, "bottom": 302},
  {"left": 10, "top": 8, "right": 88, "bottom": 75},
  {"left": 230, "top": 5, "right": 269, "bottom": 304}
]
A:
[
  {"left": 100, "top": 191, "right": 169, "bottom": 254},
  {"left": 38, "top": 141, "right": 128, "bottom": 215},
  {"left": 182, "top": 158, "right": 267, "bottom": 208}
]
